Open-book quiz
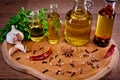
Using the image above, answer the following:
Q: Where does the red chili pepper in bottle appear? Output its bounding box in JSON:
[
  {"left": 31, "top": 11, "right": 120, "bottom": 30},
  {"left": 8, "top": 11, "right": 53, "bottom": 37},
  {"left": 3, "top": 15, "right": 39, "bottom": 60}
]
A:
[
  {"left": 104, "top": 44, "right": 115, "bottom": 58},
  {"left": 29, "top": 48, "right": 52, "bottom": 60}
]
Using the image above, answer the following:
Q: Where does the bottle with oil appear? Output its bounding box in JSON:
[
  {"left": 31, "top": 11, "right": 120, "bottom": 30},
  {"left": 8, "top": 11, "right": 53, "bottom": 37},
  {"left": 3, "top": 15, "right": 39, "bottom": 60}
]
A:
[
  {"left": 29, "top": 10, "right": 44, "bottom": 42},
  {"left": 65, "top": 0, "right": 93, "bottom": 46},
  {"left": 94, "top": 0, "right": 116, "bottom": 47},
  {"left": 48, "top": 4, "right": 60, "bottom": 44}
]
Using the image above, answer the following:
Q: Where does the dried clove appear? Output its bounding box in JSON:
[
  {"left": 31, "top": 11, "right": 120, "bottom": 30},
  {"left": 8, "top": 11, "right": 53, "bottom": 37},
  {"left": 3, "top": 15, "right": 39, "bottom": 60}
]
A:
[
  {"left": 56, "top": 70, "right": 61, "bottom": 75},
  {"left": 16, "top": 57, "right": 21, "bottom": 60},
  {"left": 66, "top": 71, "right": 72, "bottom": 74},
  {"left": 33, "top": 50, "right": 36, "bottom": 54},
  {"left": 91, "top": 49, "right": 98, "bottom": 53},
  {"left": 70, "top": 63, "right": 75, "bottom": 67},
  {"left": 85, "top": 49, "right": 89, "bottom": 54},
  {"left": 49, "top": 57, "right": 53, "bottom": 62},
  {"left": 42, "top": 69, "right": 49, "bottom": 74},
  {"left": 58, "top": 59, "right": 62, "bottom": 63},
  {"left": 71, "top": 72, "right": 76, "bottom": 77},
  {"left": 79, "top": 68, "right": 83, "bottom": 74},
  {"left": 83, "top": 54, "right": 89, "bottom": 57},
  {"left": 42, "top": 61, "right": 47, "bottom": 64}
]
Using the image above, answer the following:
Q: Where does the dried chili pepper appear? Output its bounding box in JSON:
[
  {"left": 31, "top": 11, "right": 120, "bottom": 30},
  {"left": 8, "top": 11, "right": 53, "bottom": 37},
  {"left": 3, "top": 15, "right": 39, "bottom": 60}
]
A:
[
  {"left": 29, "top": 48, "right": 52, "bottom": 60},
  {"left": 104, "top": 44, "right": 115, "bottom": 58}
]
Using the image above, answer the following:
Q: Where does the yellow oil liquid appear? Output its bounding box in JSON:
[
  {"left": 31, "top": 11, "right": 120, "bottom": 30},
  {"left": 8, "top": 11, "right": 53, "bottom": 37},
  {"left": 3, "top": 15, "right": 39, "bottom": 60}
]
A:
[
  {"left": 94, "top": 13, "right": 115, "bottom": 47},
  {"left": 65, "top": 9, "right": 92, "bottom": 46},
  {"left": 48, "top": 12, "right": 60, "bottom": 44},
  {"left": 29, "top": 19, "right": 44, "bottom": 42}
]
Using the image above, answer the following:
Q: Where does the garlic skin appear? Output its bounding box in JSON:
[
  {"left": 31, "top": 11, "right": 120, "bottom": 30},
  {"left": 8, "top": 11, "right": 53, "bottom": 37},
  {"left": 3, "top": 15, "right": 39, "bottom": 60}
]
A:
[
  {"left": 6, "top": 25, "right": 24, "bottom": 44},
  {"left": 9, "top": 42, "right": 26, "bottom": 55}
]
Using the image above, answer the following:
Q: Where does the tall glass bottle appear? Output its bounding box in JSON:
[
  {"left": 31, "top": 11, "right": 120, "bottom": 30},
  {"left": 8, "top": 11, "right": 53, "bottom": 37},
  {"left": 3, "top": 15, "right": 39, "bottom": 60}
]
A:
[
  {"left": 29, "top": 11, "right": 44, "bottom": 42},
  {"left": 65, "top": 0, "right": 93, "bottom": 46},
  {"left": 48, "top": 4, "right": 60, "bottom": 44},
  {"left": 94, "top": 0, "right": 116, "bottom": 47}
]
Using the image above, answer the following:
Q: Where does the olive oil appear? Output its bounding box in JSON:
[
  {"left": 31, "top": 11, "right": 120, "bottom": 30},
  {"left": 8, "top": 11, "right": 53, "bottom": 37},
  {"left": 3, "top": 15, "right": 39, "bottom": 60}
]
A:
[
  {"left": 65, "top": 0, "right": 92, "bottom": 46},
  {"left": 48, "top": 4, "right": 60, "bottom": 44},
  {"left": 94, "top": 1, "right": 116, "bottom": 47},
  {"left": 29, "top": 11, "right": 44, "bottom": 42}
]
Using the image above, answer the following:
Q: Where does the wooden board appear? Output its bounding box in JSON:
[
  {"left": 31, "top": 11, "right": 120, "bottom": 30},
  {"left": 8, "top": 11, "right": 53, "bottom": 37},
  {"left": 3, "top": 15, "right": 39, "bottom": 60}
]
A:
[{"left": 2, "top": 24, "right": 119, "bottom": 80}]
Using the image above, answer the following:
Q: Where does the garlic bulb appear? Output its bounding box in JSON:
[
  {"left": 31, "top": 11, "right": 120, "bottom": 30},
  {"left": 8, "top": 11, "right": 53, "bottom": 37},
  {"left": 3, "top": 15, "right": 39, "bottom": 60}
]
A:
[
  {"left": 9, "top": 42, "right": 26, "bottom": 55},
  {"left": 6, "top": 25, "right": 24, "bottom": 44}
]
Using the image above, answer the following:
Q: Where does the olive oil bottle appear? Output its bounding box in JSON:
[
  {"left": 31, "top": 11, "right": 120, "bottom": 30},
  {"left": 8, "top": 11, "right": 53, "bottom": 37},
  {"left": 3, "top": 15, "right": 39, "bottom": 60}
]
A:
[
  {"left": 48, "top": 4, "right": 60, "bottom": 44},
  {"left": 65, "top": 0, "right": 93, "bottom": 46},
  {"left": 94, "top": 0, "right": 116, "bottom": 47},
  {"left": 29, "top": 11, "right": 44, "bottom": 42}
]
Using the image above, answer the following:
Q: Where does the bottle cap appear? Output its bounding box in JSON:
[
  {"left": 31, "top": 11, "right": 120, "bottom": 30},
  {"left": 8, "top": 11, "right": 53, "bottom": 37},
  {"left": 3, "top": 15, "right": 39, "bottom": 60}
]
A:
[
  {"left": 50, "top": 4, "right": 58, "bottom": 9},
  {"left": 105, "top": 0, "right": 117, "bottom": 2}
]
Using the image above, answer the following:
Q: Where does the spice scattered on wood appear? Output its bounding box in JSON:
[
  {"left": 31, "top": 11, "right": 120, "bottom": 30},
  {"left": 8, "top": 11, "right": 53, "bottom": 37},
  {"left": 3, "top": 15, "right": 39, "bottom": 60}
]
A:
[
  {"left": 83, "top": 54, "right": 89, "bottom": 57},
  {"left": 56, "top": 70, "right": 61, "bottom": 75},
  {"left": 42, "top": 61, "right": 47, "bottom": 64},
  {"left": 71, "top": 72, "right": 76, "bottom": 77},
  {"left": 49, "top": 57, "right": 53, "bottom": 62},
  {"left": 55, "top": 64, "right": 62, "bottom": 67},
  {"left": 16, "top": 57, "right": 21, "bottom": 60},
  {"left": 66, "top": 71, "right": 72, "bottom": 74},
  {"left": 54, "top": 54, "right": 58, "bottom": 58},
  {"left": 91, "top": 49, "right": 98, "bottom": 53},
  {"left": 42, "top": 69, "right": 49, "bottom": 74},
  {"left": 70, "top": 63, "right": 75, "bottom": 67},
  {"left": 39, "top": 47, "right": 43, "bottom": 50},
  {"left": 96, "top": 64, "right": 99, "bottom": 68},
  {"left": 85, "top": 49, "right": 89, "bottom": 54},
  {"left": 33, "top": 50, "right": 36, "bottom": 54},
  {"left": 26, "top": 50, "right": 31, "bottom": 53},
  {"left": 62, "top": 47, "right": 74, "bottom": 58},
  {"left": 58, "top": 59, "right": 62, "bottom": 63},
  {"left": 79, "top": 68, "right": 83, "bottom": 74}
]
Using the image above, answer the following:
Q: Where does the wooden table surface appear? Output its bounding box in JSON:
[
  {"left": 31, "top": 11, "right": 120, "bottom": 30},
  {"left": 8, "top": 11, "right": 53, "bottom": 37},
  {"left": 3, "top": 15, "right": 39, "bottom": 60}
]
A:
[{"left": 0, "top": 0, "right": 120, "bottom": 80}]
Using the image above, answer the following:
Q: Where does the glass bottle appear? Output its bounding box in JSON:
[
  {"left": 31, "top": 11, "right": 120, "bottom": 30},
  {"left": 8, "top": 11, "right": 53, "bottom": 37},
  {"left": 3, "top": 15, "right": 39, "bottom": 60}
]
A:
[
  {"left": 94, "top": 0, "right": 117, "bottom": 47},
  {"left": 28, "top": 10, "right": 44, "bottom": 42},
  {"left": 65, "top": 0, "right": 93, "bottom": 46},
  {"left": 48, "top": 4, "right": 60, "bottom": 44}
]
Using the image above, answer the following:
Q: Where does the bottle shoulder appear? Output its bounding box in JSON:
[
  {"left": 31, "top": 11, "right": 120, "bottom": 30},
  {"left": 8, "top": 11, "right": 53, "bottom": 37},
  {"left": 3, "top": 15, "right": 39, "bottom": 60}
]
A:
[
  {"left": 48, "top": 12, "right": 60, "bottom": 19},
  {"left": 65, "top": 9, "right": 92, "bottom": 21}
]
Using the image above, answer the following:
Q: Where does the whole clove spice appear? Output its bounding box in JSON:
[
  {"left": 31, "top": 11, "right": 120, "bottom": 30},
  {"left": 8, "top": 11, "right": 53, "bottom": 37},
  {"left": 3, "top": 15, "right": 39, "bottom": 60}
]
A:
[
  {"left": 85, "top": 49, "right": 89, "bottom": 54},
  {"left": 42, "top": 69, "right": 49, "bottom": 74},
  {"left": 91, "top": 49, "right": 98, "bottom": 53},
  {"left": 16, "top": 57, "right": 21, "bottom": 60},
  {"left": 71, "top": 72, "right": 76, "bottom": 77}
]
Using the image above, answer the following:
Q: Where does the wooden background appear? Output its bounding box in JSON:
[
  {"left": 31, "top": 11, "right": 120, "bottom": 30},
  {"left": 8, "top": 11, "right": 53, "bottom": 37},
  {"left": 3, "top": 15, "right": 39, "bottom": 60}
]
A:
[{"left": 0, "top": 0, "right": 120, "bottom": 79}]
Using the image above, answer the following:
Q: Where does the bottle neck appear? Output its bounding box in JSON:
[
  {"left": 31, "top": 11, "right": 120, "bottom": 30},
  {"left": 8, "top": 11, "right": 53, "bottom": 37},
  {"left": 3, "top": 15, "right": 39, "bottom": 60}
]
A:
[
  {"left": 104, "top": 0, "right": 116, "bottom": 10},
  {"left": 73, "top": 0, "right": 84, "bottom": 11},
  {"left": 50, "top": 4, "right": 58, "bottom": 13}
]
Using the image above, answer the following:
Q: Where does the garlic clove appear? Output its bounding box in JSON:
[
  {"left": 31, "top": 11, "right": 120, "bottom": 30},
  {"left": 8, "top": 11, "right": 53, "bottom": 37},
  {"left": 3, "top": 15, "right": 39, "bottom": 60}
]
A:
[
  {"left": 6, "top": 25, "right": 24, "bottom": 44},
  {"left": 9, "top": 47, "right": 18, "bottom": 56},
  {"left": 14, "top": 43, "right": 26, "bottom": 53}
]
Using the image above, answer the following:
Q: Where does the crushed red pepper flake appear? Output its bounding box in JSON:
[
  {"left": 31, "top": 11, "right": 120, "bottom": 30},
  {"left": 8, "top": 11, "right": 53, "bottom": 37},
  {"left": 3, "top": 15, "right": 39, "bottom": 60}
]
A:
[
  {"left": 70, "top": 63, "right": 75, "bottom": 67},
  {"left": 49, "top": 57, "right": 53, "bottom": 62}
]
